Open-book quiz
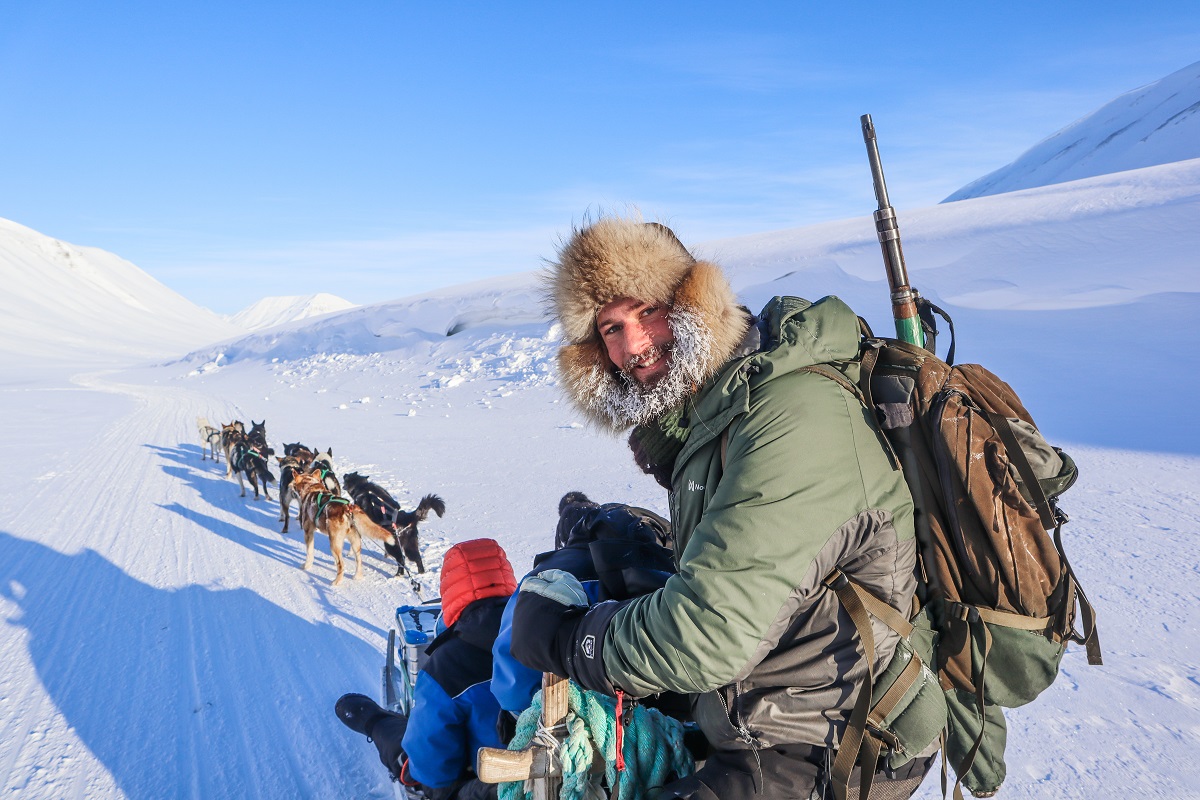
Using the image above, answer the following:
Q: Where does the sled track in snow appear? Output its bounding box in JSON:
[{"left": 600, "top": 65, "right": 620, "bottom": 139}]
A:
[{"left": 0, "top": 372, "right": 419, "bottom": 798}]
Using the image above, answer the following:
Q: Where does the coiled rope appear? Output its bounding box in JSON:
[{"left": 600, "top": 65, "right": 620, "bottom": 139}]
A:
[{"left": 499, "top": 682, "right": 693, "bottom": 800}]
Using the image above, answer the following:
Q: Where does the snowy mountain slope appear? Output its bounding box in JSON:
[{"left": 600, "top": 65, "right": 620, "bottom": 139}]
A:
[
  {"left": 946, "top": 60, "right": 1200, "bottom": 201},
  {"left": 0, "top": 217, "right": 244, "bottom": 366},
  {"left": 228, "top": 293, "right": 358, "bottom": 331},
  {"left": 180, "top": 271, "right": 548, "bottom": 368}
]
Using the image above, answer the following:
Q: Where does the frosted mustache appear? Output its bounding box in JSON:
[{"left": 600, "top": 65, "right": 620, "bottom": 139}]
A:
[{"left": 624, "top": 340, "right": 675, "bottom": 372}]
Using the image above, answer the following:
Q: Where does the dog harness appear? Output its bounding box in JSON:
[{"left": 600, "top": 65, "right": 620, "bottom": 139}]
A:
[{"left": 314, "top": 492, "right": 350, "bottom": 520}]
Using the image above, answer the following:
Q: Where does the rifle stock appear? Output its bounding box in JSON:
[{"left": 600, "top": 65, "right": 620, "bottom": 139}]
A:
[{"left": 860, "top": 114, "right": 925, "bottom": 348}]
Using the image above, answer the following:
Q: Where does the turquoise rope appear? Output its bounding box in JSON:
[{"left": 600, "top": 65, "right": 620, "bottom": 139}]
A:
[{"left": 498, "top": 683, "right": 694, "bottom": 800}]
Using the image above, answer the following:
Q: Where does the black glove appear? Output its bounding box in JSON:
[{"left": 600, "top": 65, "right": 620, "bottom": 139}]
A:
[{"left": 510, "top": 570, "right": 625, "bottom": 694}]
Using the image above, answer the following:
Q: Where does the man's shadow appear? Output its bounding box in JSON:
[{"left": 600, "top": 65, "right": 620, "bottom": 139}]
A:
[{"left": 0, "top": 532, "right": 395, "bottom": 798}]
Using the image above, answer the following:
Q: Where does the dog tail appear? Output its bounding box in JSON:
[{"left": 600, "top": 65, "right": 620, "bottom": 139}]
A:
[
  {"left": 264, "top": 468, "right": 276, "bottom": 484},
  {"left": 415, "top": 494, "right": 446, "bottom": 521},
  {"left": 349, "top": 506, "right": 395, "bottom": 543}
]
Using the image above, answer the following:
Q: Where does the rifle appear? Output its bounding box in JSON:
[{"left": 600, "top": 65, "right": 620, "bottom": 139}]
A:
[{"left": 860, "top": 114, "right": 927, "bottom": 350}]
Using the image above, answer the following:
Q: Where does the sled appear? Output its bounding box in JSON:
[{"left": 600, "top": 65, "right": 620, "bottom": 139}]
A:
[
  {"left": 381, "top": 602, "right": 443, "bottom": 800},
  {"left": 384, "top": 602, "right": 442, "bottom": 715}
]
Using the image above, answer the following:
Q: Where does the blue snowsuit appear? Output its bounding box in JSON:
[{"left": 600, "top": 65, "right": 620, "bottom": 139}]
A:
[
  {"left": 402, "top": 595, "right": 509, "bottom": 791},
  {"left": 491, "top": 545, "right": 603, "bottom": 713}
]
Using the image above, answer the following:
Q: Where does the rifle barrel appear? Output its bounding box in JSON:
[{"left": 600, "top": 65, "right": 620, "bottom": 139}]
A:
[{"left": 861, "top": 114, "right": 924, "bottom": 347}]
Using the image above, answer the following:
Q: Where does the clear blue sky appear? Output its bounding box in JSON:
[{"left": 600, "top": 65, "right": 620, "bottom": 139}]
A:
[{"left": 3, "top": 2, "right": 1198, "bottom": 313}]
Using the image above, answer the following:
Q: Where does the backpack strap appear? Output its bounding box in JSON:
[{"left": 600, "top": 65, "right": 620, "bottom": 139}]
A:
[
  {"left": 1054, "top": 522, "right": 1104, "bottom": 666},
  {"left": 983, "top": 410, "right": 1056, "bottom": 531},
  {"left": 823, "top": 569, "right": 926, "bottom": 800}
]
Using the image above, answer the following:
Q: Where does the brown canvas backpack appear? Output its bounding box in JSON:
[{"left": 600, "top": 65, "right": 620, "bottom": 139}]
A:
[{"left": 804, "top": 318, "right": 1102, "bottom": 800}]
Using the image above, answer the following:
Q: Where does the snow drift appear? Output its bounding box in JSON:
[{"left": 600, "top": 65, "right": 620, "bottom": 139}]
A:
[{"left": 228, "top": 293, "right": 358, "bottom": 331}]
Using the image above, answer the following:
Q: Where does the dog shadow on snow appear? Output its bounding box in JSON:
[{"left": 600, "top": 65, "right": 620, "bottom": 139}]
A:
[
  {"left": 148, "top": 443, "right": 397, "bottom": 580},
  {"left": 0, "top": 532, "right": 394, "bottom": 799}
]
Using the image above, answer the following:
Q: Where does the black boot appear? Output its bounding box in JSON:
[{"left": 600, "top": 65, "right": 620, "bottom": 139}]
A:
[
  {"left": 335, "top": 693, "right": 410, "bottom": 782},
  {"left": 335, "top": 693, "right": 389, "bottom": 737}
]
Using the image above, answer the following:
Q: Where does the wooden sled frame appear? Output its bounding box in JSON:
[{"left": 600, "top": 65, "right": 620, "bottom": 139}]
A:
[{"left": 477, "top": 673, "right": 580, "bottom": 798}]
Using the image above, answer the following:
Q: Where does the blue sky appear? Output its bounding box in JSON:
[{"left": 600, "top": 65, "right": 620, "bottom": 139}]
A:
[{"left": 2, "top": 2, "right": 1198, "bottom": 314}]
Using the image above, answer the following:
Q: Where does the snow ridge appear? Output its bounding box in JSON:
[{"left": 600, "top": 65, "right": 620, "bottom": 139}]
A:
[
  {"left": 945, "top": 60, "right": 1200, "bottom": 201},
  {"left": 228, "top": 293, "right": 358, "bottom": 331}
]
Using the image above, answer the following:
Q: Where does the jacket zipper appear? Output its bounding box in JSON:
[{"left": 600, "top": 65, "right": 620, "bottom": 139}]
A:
[{"left": 718, "top": 682, "right": 762, "bottom": 749}]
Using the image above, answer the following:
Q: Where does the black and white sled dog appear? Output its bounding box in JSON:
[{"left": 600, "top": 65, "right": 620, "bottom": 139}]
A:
[
  {"left": 230, "top": 437, "right": 276, "bottom": 500},
  {"left": 342, "top": 471, "right": 445, "bottom": 576},
  {"left": 307, "top": 449, "right": 341, "bottom": 496}
]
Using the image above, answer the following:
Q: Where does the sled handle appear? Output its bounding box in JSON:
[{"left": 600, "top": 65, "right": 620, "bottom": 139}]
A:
[{"left": 477, "top": 673, "right": 574, "bottom": 790}]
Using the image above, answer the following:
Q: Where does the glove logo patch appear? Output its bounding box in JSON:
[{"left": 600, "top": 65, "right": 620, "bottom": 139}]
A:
[{"left": 582, "top": 635, "right": 596, "bottom": 660}]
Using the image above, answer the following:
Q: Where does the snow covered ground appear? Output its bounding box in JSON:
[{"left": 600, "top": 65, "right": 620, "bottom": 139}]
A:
[{"left": 4, "top": 87, "right": 1200, "bottom": 798}]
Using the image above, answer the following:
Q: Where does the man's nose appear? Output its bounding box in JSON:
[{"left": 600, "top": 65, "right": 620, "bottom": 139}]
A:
[{"left": 625, "top": 321, "right": 654, "bottom": 354}]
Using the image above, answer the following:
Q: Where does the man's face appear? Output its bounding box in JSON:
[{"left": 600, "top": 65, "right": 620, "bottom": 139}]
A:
[{"left": 596, "top": 297, "right": 674, "bottom": 385}]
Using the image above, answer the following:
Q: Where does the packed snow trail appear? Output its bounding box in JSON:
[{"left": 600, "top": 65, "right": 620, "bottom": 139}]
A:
[{"left": 0, "top": 372, "right": 417, "bottom": 799}]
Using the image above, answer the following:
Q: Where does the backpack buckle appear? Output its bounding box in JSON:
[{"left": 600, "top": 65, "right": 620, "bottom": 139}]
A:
[
  {"left": 823, "top": 569, "right": 850, "bottom": 591},
  {"left": 949, "top": 602, "right": 981, "bottom": 625}
]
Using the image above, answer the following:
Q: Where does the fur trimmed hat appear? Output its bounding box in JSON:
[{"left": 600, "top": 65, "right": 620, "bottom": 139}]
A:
[
  {"left": 545, "top": 215, "right": 748, "bottom": 430},
  {"left": 439, "top": 538, "right": 517, "bottom": 627}
]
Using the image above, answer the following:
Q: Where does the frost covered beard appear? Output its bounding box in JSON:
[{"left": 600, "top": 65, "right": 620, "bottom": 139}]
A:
[{"left": 580, "top": 306, "right": 716, "bottom": 430}]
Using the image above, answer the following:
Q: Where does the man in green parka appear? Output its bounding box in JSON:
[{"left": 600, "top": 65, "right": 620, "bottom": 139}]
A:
[{"left": 512, "top": 215, "right": 936, "bottom": 798}]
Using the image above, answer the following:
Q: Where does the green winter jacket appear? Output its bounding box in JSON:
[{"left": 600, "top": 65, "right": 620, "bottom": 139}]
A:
[{"left": 602, "top": 295, "right": 919, "bottom": 750}]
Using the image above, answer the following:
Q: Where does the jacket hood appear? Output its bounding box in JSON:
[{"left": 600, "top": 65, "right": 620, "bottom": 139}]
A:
[
  {"left": 685, "top": 295, "right": 867, "bottom": 437},
  {"left": 545, "top": 215, "right": 749, "bottom": 430},
  {"left": 440, "top": 538, "right": 517, "bottom": 627}
]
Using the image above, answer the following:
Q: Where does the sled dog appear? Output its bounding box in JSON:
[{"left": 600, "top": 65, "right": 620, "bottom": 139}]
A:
[
  {"left": 277, "top": 449, "right": 316, "bottom": 533},
  {"left": 291, "top": 470, "right": 394, "bottom": 586},
  {"left": 247, "top": 420, "right": 273, "bottom": 456},
  {"left": 230, "top": 438, "right": 276, "bottom": 500},
  {"left": 307, "top": 449, "right": 341, "bottom": 496},
  {"left": 221, "top": 421, "right": 245, "bottom": 477},
  {"left": 196, "top": 416, "right": 222, "bottom": 462},
  {"left": 343, "top": 472, "right": 445, "bottom": 576}
]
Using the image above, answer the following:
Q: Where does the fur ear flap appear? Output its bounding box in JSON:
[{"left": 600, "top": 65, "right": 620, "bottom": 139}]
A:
[
  {"left": 672, "top": 260, "right": 745, "bottom": 369},
  {"left": 557, "top": 340, "right": 624, "bottom": 429}
]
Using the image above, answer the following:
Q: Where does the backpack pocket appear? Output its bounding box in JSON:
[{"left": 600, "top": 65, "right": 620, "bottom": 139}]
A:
[
  {"left": 975, "top": 621, "right": 1066, "bottom": 708},
  {"left": 870, "top": 631, "right": 947, "bottom": 770}
]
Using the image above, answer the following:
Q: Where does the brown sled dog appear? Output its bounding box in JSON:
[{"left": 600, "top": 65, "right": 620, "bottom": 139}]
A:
[{"left": 290, "top": 470, "right": 393, "bottom": 586}]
